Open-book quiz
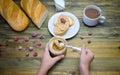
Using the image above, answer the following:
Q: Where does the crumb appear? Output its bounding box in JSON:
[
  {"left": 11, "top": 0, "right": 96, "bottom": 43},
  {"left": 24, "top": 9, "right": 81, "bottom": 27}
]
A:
[
  {"left": 72, "top": 71, "right": 76, "bottom": 75},
  {"left": 32, "top": 40, "right": 36, "bottom": 44},
  {"left": 25, "top": 53, "right": 29, "bottom": 57},
  {"left": 72, "top": 49, "right": 78, "bottom": 52}
]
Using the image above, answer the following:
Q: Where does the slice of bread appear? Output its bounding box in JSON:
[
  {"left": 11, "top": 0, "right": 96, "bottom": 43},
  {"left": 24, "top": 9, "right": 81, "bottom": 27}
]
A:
[
  {"left": 54, "top": 14, "right": 70, "bottom": 35},
  {"left": 67, "top": 16, "right": 74, "bottom": 26}
]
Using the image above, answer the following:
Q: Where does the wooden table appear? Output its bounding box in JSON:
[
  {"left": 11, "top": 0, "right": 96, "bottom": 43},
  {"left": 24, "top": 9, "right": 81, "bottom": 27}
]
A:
[{"left": 0, "top": 0, "right": 120, "bottom": 75}]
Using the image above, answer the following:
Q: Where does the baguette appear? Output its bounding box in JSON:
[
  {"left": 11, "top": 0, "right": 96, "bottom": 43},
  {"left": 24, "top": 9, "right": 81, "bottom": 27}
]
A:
[
  {"left": 21, "top": 0, "right": 48, "bottom": 28},
  {"left": 0, "top": 0, "right": 29, "bottom": 31}
]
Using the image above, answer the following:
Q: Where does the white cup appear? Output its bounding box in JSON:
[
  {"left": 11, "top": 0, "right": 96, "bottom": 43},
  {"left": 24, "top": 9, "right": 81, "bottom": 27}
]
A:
[{"left": 82, "top": 5, "right": 106, "bottom": 26}]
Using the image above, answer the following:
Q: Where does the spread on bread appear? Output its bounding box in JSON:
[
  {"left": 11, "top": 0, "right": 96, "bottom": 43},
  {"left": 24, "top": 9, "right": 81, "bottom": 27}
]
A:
[
  {"left": 21, "top": 0, "right": 48, "bottom": 28},
  {"left": 0, "top": 0, "right": 29, "bottom": 31},
  {"left": 54, "top": 14, "right": 74, "bottom": 36}
]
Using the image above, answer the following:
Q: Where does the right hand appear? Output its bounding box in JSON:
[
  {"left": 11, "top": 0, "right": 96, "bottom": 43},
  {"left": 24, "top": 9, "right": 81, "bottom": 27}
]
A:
[{"left": 79, "top": 44, "right": 94, "bottom": 75}]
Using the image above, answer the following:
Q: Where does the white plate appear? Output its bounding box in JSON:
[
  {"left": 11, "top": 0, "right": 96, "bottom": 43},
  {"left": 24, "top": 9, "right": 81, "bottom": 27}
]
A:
[{"left": 48, "top": 12, "right": 80, "bottom": 39}]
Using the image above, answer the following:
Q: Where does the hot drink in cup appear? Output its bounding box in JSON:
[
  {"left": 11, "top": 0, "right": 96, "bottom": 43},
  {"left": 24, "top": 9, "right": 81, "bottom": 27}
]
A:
[
  {"left": 83, "top": 5, "right": 106, "bottom": 26},
  {"left": 85, "top": 8, "right": 100, "bottom": 19}
]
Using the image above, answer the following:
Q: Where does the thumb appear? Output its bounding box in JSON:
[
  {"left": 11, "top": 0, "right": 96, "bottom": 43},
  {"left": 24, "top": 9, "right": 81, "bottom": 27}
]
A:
[
  {"left": 44, "top": 43, "right": 49, "bottom": 55},
  {"left": 53, "top": 55, "right": 64, "bottom": 62}
]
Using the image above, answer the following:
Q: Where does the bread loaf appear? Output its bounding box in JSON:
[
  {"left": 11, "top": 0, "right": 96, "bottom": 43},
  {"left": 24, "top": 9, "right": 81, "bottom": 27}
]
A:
[
  {"left": 0, "top": 0, "right": 29, "bottom": 31},
  {"left": 21, "top": 0, "right": 48, "bottom": 28}
]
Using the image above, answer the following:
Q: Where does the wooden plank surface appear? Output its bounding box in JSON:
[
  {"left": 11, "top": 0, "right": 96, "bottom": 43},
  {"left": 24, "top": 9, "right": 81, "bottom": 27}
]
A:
[{"left": 0, "top": 0, "right": 120, "bottom": 75}]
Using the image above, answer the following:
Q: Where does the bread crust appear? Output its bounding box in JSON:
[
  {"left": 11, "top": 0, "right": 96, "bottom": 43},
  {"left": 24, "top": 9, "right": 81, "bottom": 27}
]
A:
[
  {"left": 67, "top": 16, "right": 74, "bottom": 26},
  {"left": 0, "top": 0, "right": 29, "bottom": 31},
  {"left": 21, "top": 0, "right": 48, "bottom": 28}
]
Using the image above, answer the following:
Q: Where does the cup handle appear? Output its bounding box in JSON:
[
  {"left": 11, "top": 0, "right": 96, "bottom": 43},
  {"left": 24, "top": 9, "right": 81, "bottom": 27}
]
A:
[{"left": 99, "top": 16, "right": 106, "bottom": 23}]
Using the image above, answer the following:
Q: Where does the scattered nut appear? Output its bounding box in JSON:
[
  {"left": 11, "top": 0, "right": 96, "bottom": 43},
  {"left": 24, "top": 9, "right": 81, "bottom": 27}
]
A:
[
  {"left": 24, "top": 36, "right": 30, "bottom": 42},
  {"left": 80, "top": 35, "right": 84, "bottom": 40},
  {"left": 33, "top": 52, "right": 38, "bottom": 57},
  {"left": 37, "top": 42, "right": 42, "bottom": 46},
  {"left": 88, "top": 31, "right": 93, "bottom": 35},
  {"left": 31, "top": 32, "right": 37, "bottom": 37},
  {"left": 87, "top": 40, "right": 91, "bottom": 44},
  {"left": 13, "top": 36, "right": 19, "bottom": 41},
  {"left": 39, "top": 34, "right": 44, "bottom": 39},
  {"left": 25, "top": 52, "right": 29, "bottom": 57},
  {"left": 18, "top": 46, "right": 23, "bottom": 50},
  {"left": 28, "top": 46, "right": 33, "bottom": 51}
]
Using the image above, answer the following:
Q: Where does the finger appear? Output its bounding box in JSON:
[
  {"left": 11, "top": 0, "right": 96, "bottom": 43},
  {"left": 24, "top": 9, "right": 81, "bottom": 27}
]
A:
[
  {"left": 45, "top": 43, "right": 49, "bottom": 50},
  {"left": 80, "top": 51, "right": 81, "bottom": 55},
  {"left": 86, "top": 49, "right": 94, "bottom": 57},
  {"left": 53, "top": 55, "right": 64, "bottom": 62},
  {"left": 81, "top": 44, "right": 86, "bottom": 55},
  {"left": 44, "top": 43, "right": 50, "bottom": 55},
  {"left": 86, "top": 49, "right": 93, "bottom": 54}
]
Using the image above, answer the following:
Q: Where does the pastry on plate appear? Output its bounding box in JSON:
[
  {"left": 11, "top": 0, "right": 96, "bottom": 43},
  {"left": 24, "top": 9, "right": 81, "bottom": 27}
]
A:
[
  {"left": 54, "top": 14, "right": 74, "bottom": 36},
  {"left": 67, "top": 16, "right": 74, "bottom": 26}
]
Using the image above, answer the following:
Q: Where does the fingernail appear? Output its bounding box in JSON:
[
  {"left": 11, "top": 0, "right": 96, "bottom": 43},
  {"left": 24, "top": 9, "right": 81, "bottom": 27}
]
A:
[{"left": 61, "top": 55, "right": 64, "bottom": 58}]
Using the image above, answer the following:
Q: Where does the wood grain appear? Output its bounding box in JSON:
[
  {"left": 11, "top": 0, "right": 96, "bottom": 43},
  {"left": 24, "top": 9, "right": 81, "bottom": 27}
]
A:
[{"left": 0, "top": 0, "right": 120, "bottom": 75}]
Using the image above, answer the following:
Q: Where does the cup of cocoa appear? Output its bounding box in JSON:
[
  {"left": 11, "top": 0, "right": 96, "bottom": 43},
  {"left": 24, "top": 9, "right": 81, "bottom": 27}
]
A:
[
  {"left": 83, "top": 5, "right": 106, "bottom": 26},
  {"left": 48, "top": 37, "right": 67, "bottom": 56}
]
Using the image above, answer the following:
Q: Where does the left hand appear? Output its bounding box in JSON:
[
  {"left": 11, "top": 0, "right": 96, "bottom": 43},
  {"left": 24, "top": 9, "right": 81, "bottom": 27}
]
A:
[{"left": 38, "top": 43, "right": 64, "bottom": 75}]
